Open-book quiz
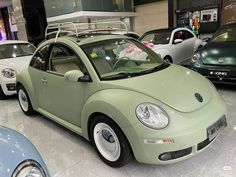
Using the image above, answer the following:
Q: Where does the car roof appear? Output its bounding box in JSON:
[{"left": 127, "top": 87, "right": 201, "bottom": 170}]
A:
[
  {"left": 0, "top": 40, "right": 30, "bottom": 45},
  {"left": 45, "top": 34, "right": 130, "bottom": 46},
  {"left": 141, "top": 27, "right": 193, "bottom": 35}
]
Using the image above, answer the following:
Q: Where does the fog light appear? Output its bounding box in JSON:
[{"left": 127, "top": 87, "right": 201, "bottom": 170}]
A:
[{"left": 159, "top": 153, "right": 172, "bottom": 161}]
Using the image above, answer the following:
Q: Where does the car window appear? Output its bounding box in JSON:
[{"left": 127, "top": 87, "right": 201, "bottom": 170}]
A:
[
  {"left": 0, "top": 43, "right": 35, "bottom": 59},
  {"left": 81, "top": 38, "right": 165, "bottom": 80},
  {"left": 184, "top": 30, "right": 194, "bottom": 40},
  {"left": 211, "top": 26, "right": 236, "bottom": 42},
  {"left": 48, "top": 44, "right": 86, "bottom": 75},
  {"left": 173, "top": 30, "right": 185, "bottom": 41},
  {"left": 173, "top": 30, "right": 194, "bottom": 42},
  {"left": 141, "top": 32, "right": 171, "bottom": 45},
  {"left": 30, "top": 45, "right": 49, "bottom": 70}
]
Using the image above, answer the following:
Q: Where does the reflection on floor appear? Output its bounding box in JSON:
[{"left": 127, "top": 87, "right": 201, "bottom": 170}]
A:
[{"left": 0, "top": 84, "right": 235, "bottom": 177}]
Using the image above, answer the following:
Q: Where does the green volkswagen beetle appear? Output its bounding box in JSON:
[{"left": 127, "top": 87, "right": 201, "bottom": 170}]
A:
[
  {"left": 191, "top": 23, "right": 236, "bottom": 84},
  {"left": 16, "top": 34, "right": 226, "bottom": 167}
]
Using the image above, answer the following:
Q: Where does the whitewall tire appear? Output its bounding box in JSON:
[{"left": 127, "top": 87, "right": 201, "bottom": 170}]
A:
[
  {"left": 90, "top": 116, "right": 132, "bottom": 167},
  {"left": 17, "top": 85, "right": 34, "bottom": 115}
]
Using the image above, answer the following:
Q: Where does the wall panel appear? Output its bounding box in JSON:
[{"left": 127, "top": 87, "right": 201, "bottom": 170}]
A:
[{"left": 133, "top": 0, "right": 168, "bottom": 35}]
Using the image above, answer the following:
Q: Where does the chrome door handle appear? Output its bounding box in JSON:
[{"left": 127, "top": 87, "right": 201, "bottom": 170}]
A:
[{"left": 41, "top": 78, "right": 47, "bottom": 84}]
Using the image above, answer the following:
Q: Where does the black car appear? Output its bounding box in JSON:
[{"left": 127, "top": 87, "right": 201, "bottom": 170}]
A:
[{"left": 191, "top": 23, "right": 236, "bottom": 84}]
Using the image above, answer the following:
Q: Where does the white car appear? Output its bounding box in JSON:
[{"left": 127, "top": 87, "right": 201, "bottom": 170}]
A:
[
  {"left": 140, "top": 27, "right": 204, "bottom": 64},
  {"left": 0, "top": 40, "right": 35, "bottom": 99}
]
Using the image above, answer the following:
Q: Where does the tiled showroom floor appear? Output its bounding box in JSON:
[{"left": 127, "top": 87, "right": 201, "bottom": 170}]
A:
[{"left": 0, "top": 84, "right": 235, "bottom": 177}]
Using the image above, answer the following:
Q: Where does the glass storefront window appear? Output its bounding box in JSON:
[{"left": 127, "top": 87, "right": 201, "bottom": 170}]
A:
[{"left": 44, "top": 0, "right": 133, "bottom": 17}]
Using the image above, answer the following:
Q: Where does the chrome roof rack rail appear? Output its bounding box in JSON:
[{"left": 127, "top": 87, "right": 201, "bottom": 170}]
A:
[{"left": 45, "top": 21, "right": 129, "bottom": 42}]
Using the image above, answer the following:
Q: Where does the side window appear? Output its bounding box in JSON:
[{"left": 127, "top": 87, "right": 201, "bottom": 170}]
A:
[
  {"left": 30, "top": 45, "right": 49, "bottom": 70},
  {"left": 48, "top": 44, "right": 86, "bottom": 75},
  {"left": 184, "top": 30, "right": 194, "bottom": 40},
  {"left": 142, "top": 34, "right": 155, "bottom": 42},
  {"left": 173, "top": 30, "right": 185, "bottom": 41}
]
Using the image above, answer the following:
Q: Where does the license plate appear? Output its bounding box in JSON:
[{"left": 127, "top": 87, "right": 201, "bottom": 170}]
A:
[
  {"left": 207, "top": 115, "right": 227, "bottom": 141},
  {"left": 209, "top": 71, "right": 228, "bottom": 77}
]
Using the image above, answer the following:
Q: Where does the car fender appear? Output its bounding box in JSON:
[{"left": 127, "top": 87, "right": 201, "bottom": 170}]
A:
[
  {"left": 153, "top": 48, "right": 173, "bottom": 60},
  {"left": 16, "top": 68, "right": 39, "bottom": 110},
  {"left": 81, "top": 89, "right": 160, "bottom": 140},
  {"left": 0, "top": 126, "right": 50, "bottom": 176},
  {"left": 194, "top": 39, "right": 204, "bottom": 51}
]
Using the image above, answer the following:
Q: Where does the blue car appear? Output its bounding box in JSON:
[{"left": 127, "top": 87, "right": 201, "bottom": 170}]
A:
[{"left": 0, "top": 126, "right": 50, "bottom": 177}]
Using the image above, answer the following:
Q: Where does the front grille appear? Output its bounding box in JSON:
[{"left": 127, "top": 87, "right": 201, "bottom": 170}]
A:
[
  {"left": 197, "top": 138, "right": 214, "bottom": 151},
  {"left": 6, "top": 84, "right": 16, "bottom": 91}
]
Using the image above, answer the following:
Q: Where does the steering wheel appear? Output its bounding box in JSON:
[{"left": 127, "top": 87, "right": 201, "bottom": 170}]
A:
[{"left": 113, "top": 57, "right": 137, "bottom": 69}]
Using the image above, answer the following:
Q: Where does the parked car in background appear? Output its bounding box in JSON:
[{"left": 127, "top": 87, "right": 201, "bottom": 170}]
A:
[
  {"left": 140, "top": 27, "right": 204, "bottom": 64},
  {"left": 0, "top": 126, "right": 50, "bottom": 177},
  {"left": 115, "top": 31, "right": 140, "bottom": 40},
  {"left": 16, "top": 23, "right": 226, "bottom": 167},
  {"left": 0, "top": 40, "right": 35, "bottom": 99},
  {"left": 191, "top": 23, "right": 236, "bottom": 84}
]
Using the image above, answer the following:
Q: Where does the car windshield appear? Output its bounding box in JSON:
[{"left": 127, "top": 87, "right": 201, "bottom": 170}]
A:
[
  {"left": 81, "top": 38, "right": 166, "bottom": 80},
  {"left": 141, "top": 31, "right": 171, "bottom": 44},
  {"left": 211, "top": 26, "right": 236, "bottom": 42},
  {"left": 0, "top": 43, "right": 35, "bottom": 59}
]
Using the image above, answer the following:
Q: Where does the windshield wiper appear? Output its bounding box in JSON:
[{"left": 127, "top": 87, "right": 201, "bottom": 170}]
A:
[
  {"left": 102, "top": 63, "right": 170, "bottom": 80},
  {"left": 102, "top": 72, "right": 138, "bottom": 80},
  {"left": 135, "top": 63, "right": 170, "bottom": 75}
]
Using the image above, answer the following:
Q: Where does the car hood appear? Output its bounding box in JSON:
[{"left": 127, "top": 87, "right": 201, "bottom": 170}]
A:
[
  {"left": 0, "top": 126, "right": 47, "bottom": 176},
  {"left": 100, "top": 65, "right": 213, "bottom": 113},
  {"left": 0, "top": 55, "right": 32, "bottom": 71},
  {"left": 200, "top": 42, "right": 236, "bottom": 65}
]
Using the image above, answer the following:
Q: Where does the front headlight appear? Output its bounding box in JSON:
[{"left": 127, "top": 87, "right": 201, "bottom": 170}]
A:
[
  {"left": 12, "top": 160, "right": 46, "bottom": 177},
  {"left": 191, "top": 53, "right": 202, "bottom": 67},
  {"left": 136, "top": 103, "right": 169, "bottom": 130},
  {"left": 1, "top": 68, "right": 17, "bottom": 78}
]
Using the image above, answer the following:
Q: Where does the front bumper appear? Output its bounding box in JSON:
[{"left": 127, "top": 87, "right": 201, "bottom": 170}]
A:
[
  {"left": 191, "top": 65, "right": 236, "bottom": 84},
  {"left": 123, "top": 90, "right": 226, "bottom": 165},
  {"left": 0, "top": 77, "right": 17, "bottom": 95}
]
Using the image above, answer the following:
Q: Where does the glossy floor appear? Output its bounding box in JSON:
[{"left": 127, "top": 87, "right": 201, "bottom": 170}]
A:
[{"left": 0, "top": 84, "right": 235, "bottom": 177}]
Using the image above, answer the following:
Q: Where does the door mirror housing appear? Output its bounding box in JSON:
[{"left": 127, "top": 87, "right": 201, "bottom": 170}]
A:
[
  {"left": 174, "top": 39, "right": 184, "bottom": 44},
  {"left": 64, "top": 70, "right": 84, "bottom": 82}
]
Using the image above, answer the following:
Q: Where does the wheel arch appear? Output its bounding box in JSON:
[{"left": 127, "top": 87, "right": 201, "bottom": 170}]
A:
[
  {"left": 163, "top": 55, "right": 173, "bottom": 63},
  {"left": 80, "top": 89, "right": 147, "bottom": 141},
  {"left": 86, "top": 111, "right": 135, "bottom": 160},
  {"left": 16, "top": 69, "right": 38, "bottom": 110}
]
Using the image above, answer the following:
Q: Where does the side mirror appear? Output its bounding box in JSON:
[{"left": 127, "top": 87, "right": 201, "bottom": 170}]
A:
[
  {"left": 174, "top": 39, "right": 183, "bottom": 44},
  {"left": 64, "top": 70, "right": 84, "bottom": 82}
]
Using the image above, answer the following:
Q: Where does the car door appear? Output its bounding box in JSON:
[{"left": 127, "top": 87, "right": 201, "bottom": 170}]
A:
[
  {"left": 171, "top": 29, "right": 196, "bottom": 64},
  {"left": 28, "top": 44, "right": 50, "bottom": 107},
  {"left": 171, "top": 30, "right": 185, "bottom": 63},
  {"left": 181, "top": 29, "right": 196, "bottom": 63},
  {"left": 38, "top": 43, "right": 89, "bottom": 127}
]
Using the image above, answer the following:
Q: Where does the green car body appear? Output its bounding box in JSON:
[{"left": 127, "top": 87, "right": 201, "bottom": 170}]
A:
[
  {"left": 191, "top": 23, "right": 236, "bottom": 84},
  {"left": 16, "top": 34, "right": 226, "bottom": 166}
]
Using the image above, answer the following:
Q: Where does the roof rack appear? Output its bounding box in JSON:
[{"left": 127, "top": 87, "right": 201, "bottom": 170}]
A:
[{"left": 45, "top": 21, "right": 129, "bottom": 42}]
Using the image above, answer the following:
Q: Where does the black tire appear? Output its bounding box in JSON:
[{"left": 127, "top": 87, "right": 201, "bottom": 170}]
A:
[
  {"left": 17, "top": 85, "right": 34, "bottom": 115},
  {"left": 163, "top": 56, "right": 173, "bottom": 63},
  {"left": 90, "top": 115, "right": 133, "bottom": 167},
  {"left": 0, "top": 85, "right": 7, "bottom": 100}
]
